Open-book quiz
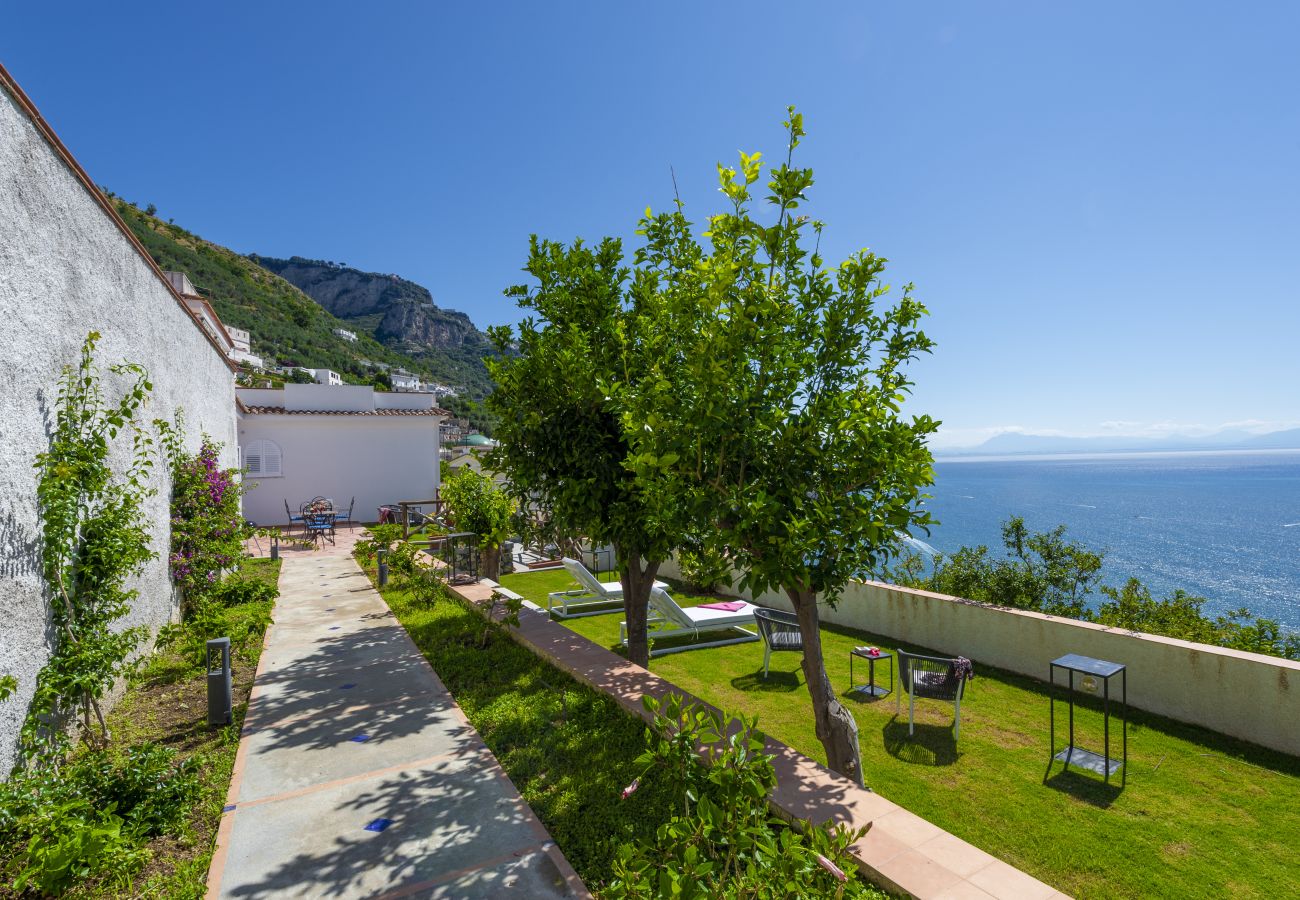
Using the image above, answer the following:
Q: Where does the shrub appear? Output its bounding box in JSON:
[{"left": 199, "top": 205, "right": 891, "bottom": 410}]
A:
[
  {"left": 354, "top": 524, "right": 403, "bottom": 566},
  {"left": 14, "top": 802, "right": 144, "bottom": 896},
  {"left": 214, "top": 576, "right": 278, "bottom": 607},
  {"left": 606, "top": 694, "right": 873, "bottom": 899},
  {"left": 1, "top": 743, "right": 200, "bottom": 893}
]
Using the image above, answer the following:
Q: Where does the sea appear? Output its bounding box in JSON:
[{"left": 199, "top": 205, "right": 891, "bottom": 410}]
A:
[{"left": 912, "top": 450, "right": 1300, "bottom": 631}]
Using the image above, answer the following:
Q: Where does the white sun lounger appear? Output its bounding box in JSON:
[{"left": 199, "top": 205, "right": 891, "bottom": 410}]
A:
[
  {"left": 620, "top": 587, "right": 759, "bottom": 657},
  {"left": 546, "top": 557, "right": 666, "bottom": 619}
]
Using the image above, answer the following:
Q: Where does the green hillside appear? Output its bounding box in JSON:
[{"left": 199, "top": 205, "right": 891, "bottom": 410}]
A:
[{"left": 112, "top": 199, "right": 495, "bottom": 398}]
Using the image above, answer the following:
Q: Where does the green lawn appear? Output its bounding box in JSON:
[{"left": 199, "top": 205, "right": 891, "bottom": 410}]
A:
[{"left": 499, "top": 569, "right": 1300, "bottom": 900}]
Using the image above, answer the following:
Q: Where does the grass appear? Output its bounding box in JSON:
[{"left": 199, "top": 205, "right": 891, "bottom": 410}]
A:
[
  {"left": 0, "top": 558, "right": 279, "bottom": 900},
  {"left": 500, "top": 568, "right": 1300, "bottom": 900},
  {"left": 363, "top": 562, "right": 887, "bottom": 897}
]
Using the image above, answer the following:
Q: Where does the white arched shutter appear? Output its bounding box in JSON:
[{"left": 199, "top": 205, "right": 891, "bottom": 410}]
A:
[{"left": 244, "top": 440, "right": 283, "bottom": 477}]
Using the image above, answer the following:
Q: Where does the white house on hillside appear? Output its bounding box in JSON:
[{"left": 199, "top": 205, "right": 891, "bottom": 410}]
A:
[
  {"left": 391, "top": 369, "right": 423, "bottom": 392},
  {"left": 237, "top": 384, "right": 447, "bottom": 526},
  {"left": 333, "top": 327, "right": 358, "bottom": 342},
  {"left": 164, "top": 271, "right": 264, "bottom": 369}
]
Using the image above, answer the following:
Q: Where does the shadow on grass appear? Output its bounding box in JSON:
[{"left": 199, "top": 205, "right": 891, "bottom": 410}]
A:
[
  {"left": 1042, "top": 765, "right": 1125, "bottom": 808},
  {"left": 881, "top": 717, "right": 959, "bottom": 767},
  {"left": 732, "top": 670, "right": 801, "bottom": 693}
]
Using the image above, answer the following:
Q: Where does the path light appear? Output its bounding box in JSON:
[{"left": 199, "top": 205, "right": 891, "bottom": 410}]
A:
[
  {"left": 377, "top": 548, "right": 388, "bottom": 587},
  {"left": 207, "top": 637, "right": 232, "bottom": 726},
  {"left": 270, "top": 532, "right": 279, "bottom": 562}
]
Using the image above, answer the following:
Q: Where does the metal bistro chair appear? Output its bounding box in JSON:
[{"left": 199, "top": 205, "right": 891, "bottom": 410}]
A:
[
  {"left": 753, "top": 607, "right": 804, "bottom": 678},
  {"left": 284, "top": 499, "right": 306, "bottom": 536},
  {"left": 334, "top": 497, "right": 357, "bottom": 531},
  {"left": 897, "top": 651, "right": 971, "bottom": 742}
]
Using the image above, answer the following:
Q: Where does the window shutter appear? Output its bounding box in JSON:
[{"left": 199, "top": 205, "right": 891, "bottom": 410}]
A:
[
  {"left": 244, "top": 440, "right": 282, "bottom": 477},
  {"left": 262, "top": 441, "right": 282, "bottom": 477}
]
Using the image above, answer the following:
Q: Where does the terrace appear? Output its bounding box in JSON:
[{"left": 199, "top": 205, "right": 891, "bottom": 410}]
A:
[{"left": 495, "top": 566, "right": 1300, "bottom": 899}]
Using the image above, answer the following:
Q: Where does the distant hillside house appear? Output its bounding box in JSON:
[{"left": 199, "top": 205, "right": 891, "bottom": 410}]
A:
[
  {"left": 0, "top": 65, "right": 238, "bottom": 775},
  {"left": 294, "top": 367, "right": 342, "bottom": 386},
  {"left": 391, "top": 368, "right": 423, "bottom": 392},
  {"left": 237, "top": 384, "right": 448, "bottom": 526},
  {"left": 333, "top": 327, "right": 358, "bottom": 343},
  {"left": 164, "top": 271, "right": 264, "bottom": 369}
]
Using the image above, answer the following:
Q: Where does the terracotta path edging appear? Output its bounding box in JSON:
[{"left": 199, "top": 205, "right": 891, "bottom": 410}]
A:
[{"left": 452, "top": 579, "right": 1069, "bottom": 900}]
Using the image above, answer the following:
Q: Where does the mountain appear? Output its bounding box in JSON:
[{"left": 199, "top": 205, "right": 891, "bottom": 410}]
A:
[
  {"left": 112, "top": 200, "right": 494, "bottom": 399},
  {"left": 941, "top": 428, "right": 1300, "bottom": 457},
  {"left": 250, "top": 256, "right": 494, "bottom": 394}
]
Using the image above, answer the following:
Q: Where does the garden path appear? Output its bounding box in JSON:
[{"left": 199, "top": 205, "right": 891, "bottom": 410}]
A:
[{"left": 206, "top": 551, "right": 586, "bottom": 899}]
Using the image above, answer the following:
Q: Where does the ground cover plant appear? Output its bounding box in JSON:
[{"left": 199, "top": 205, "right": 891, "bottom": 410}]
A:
[
  {"left": 0, "top": 558, "right": 278, "bottom": 899},
  {"left": 501, "top": 568, "right": 1300, "bottom": 900},
  {"left": 356, "top": 550, "right": 885, "bottom": 897}
]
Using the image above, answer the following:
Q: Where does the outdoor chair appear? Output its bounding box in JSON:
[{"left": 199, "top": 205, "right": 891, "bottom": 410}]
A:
[
  {"left": 897, "top": 651, "right": 972, "bottom": 741},
  {"left": 620, "top": 587, "right": 758, "bottom": 658},
  {"left": 546, "top": 557, "right": 666, "bottom": 619},
  {"left": 334, "top": 497, "right": 357, "bottom": 531},
  {"left": 753, "top": 607, "right": 803, "bottom": 678},
  {"left": 284, "top": 499, "right": 305, "bottom": 535}
]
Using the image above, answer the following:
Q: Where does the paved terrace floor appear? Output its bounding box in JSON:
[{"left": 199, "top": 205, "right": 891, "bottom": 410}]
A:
[{"left": 208, "top": 536, "right": 586, "bottom": 899}]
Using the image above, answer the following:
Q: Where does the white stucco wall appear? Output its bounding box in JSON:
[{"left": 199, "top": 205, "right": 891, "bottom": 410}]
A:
[
  {"left": 0, "top": 81, "right": 237, "bottom": 775},
  {"left": 239, "top": 414, "right": 440, "bottom": 527},
  {"left": 659, "top": 557, "right": 1300, "bottom": 757}
]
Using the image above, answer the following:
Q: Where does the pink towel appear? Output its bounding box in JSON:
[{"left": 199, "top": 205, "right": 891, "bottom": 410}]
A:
[{"left": 699, "top": 600, "right": 746, "bottom": 611}]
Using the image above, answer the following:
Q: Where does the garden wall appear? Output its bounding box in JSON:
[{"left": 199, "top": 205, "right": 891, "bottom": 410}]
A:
[
  {"left": 658, "top": 559, "right": 1300, "bottom": 758},
  {"left": 0, "top": 68, "right": 238, "bottom": 775}
]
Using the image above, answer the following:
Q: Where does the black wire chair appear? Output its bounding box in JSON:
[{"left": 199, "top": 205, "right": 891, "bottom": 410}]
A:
[
  {"left": 897, "top": 651, "right": 971, "bottom": 741},
  {"left": 334, "top": 497, "right": 357, "bottom": 531},
  {"left": 753, "top": 607, "right": 804, "bottom": 678}
]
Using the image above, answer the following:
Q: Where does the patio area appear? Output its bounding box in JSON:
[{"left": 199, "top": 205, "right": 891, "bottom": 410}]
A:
[{"left": 497, "top": 568, "right": 1300, "bottom": 899}]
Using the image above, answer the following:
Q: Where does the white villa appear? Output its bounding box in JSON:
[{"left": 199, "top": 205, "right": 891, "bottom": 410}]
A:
[
  {"left": 333, "top": 327, "right": 358, "bottom": 342},
  {"left": 237, "top": 383, "right": 448, "bottom": 526}
]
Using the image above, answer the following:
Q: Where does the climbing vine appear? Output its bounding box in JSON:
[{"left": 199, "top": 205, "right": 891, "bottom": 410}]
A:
[{"left": 26, "top": 333, "right": 156, "bottom": 762}]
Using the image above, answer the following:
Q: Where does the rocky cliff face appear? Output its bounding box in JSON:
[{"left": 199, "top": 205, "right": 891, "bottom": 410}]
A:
[{"left": 251, "top": 255, "right": 490, "bottom": 352}]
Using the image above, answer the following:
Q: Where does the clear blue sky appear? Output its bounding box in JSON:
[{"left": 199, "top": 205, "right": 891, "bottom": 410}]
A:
[{"left": 5, "top": 2, "right": 1297, "bottom": 447}]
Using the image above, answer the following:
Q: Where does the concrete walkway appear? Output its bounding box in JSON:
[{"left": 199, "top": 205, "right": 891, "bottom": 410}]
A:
[{"left": 207, "top": 551, "right": 587, "bottom": 899}]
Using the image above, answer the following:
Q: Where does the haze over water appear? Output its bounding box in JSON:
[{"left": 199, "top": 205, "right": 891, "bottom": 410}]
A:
[{"left": 920, "top": 451, "right": 1300, "bottom": 630}]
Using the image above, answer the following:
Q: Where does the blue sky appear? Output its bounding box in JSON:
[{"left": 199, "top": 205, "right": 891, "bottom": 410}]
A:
[{"left": 5, "top": 2, "right": 1297, "bottom": 448}]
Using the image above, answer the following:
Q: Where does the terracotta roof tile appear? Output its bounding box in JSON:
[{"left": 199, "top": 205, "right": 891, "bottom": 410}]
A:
[{"left": 241, "top": 405, "right": 449, "bottom": 417}]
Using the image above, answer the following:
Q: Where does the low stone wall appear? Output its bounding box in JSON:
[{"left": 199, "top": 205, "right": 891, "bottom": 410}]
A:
[{"left": 660, "top": 559, "right": 1300, "bottom": 758}]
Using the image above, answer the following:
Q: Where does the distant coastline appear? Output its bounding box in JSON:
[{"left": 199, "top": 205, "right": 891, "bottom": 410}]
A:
[{"left": 934, "top": 447, "right": 1300, "bottom": 465}]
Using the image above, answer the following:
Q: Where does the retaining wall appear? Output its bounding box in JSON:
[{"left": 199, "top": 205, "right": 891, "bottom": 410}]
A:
[{"left": 659, "top": 559, "right": 1300, "bottom": 757}]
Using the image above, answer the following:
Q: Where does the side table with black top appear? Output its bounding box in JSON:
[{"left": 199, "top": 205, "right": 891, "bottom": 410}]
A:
[
  {"left": 1049, "top": 653, "right": 1127, "bottom": 785},
  {"left": 849, "top": 647, "right": 893, "bottom": 699}
]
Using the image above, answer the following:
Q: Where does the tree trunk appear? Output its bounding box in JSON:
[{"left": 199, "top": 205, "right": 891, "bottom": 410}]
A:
[
  {"left": 788, "top": 586, "right": 864, "bottom": 786},
  {"left": 618, "top": 549, "right": 661, "bottom": 669},
  {"left": 481, "top": 545, "right": 501, "bottom": 581}
]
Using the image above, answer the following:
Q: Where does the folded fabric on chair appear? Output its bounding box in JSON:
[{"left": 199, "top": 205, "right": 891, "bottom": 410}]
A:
[{"left": 699, "top": 600, "right": 747, "bottom": 611}]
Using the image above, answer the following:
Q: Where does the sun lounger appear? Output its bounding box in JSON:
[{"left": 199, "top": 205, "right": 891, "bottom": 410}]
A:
[
  {"left": 545, "top": 557, "right": 667, "bottom": 619},
  {"left": 620, "top": 587, "right": 759, "bottom": 658}
]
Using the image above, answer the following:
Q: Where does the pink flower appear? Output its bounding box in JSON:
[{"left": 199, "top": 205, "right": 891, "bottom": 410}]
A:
[
  {"left": 621, "top": 778, "right": 640, "bottom": 800},
  {"left": 816, "top": 853, "right": 847, "bottom": 883}
]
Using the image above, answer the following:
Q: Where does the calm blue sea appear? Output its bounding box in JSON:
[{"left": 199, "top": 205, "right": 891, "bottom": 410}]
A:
[{"left": 917, "top": 451, "right": 1300, "bottom": 630}]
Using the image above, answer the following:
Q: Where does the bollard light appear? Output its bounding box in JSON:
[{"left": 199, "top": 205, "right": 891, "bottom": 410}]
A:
[
  {"left": 270, "top": 532, "right": 279, "bottom": 562},
  {"left": 377, "top": 548, "right": 388, "bottom": 587},
  {"left": 206, "top": 637, "right": 232, "bottom": 726}
]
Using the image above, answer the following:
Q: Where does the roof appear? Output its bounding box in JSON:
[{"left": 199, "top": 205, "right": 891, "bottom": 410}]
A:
[
  {"left": 241, "top": 405, "right": 450, "bottom": 417},
  {"left": 0, "top": 63, "right": 239, "bottom": 372}
]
